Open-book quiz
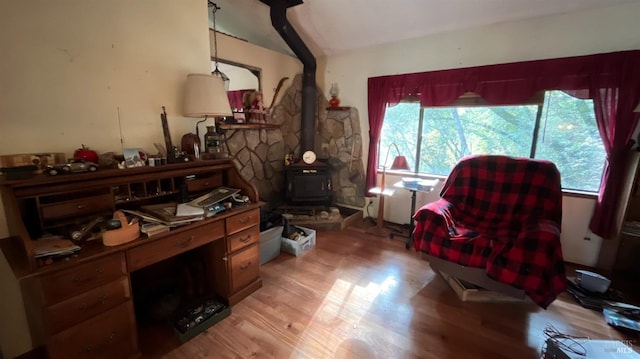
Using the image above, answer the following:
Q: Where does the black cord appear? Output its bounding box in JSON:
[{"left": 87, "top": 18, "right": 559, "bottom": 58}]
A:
[
  {"left": 365, "top": 202, "right": 377, "bottom": 225},
  {"left": 540, "top": 324, "right": 588, "bottom": 358}
]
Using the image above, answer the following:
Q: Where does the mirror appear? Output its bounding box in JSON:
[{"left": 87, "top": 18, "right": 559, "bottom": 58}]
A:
[{"left": 211, "top": 59, "right": 261, "bottom": 113}]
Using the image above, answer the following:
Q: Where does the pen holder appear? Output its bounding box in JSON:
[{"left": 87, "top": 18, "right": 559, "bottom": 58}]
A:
[{"left": 102, "top": 211, "right": 140, "bottom": 247}]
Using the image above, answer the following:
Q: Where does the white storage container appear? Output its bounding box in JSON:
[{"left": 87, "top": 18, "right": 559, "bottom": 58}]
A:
[
  {"left": 576, "top": 270, "right": 611, "bottom": 293},
  {"left": 281, "top": 226, "right": 316, "bottom": 256},
  {"left": 260, "top": 226, "right": 283, "bottom": 265}
]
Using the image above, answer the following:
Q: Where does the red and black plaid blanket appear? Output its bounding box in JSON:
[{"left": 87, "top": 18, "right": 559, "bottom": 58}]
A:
[{"left": 413, "top": 155, "right": 566, "bottom": 308}]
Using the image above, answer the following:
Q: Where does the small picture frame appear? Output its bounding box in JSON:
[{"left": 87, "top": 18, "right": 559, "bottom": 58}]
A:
[{"left": 123, "top": 148, "right": 145, "bottom": 168}]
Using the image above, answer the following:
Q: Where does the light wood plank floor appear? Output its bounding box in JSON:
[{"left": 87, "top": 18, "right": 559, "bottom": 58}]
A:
[{"left": 150, "top": 222, "right": 638, "bottom": 359}]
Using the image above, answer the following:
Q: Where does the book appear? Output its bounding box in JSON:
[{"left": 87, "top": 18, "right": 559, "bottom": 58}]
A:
[
  {"left": 140, "top": 223, "right": 170, "bottom": 237},
  {"left": 175, "top": 203, "right": 205, "bottom": 217},
  {"left": 122, "top": 205, "right": 203, "bottom": 227},
  {"left": 187, "top": 187, "right": 240, "bottom": 208}
]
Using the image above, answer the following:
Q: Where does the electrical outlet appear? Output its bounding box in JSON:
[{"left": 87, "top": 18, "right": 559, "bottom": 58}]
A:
[{"left": 583, "top": 236, "right": 591, "bottom": 241}]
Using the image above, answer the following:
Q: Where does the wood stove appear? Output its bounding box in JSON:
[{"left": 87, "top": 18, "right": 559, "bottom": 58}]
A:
[{"left": 285, "top": 162, "right": 333, "bottom": 204}]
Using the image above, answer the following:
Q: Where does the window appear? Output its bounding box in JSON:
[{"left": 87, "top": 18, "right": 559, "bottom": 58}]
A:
[{"left": 379, "top": 91, "right": 606, "bottom": 193}]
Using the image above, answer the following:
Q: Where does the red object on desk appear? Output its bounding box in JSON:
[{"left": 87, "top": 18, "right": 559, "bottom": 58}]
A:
[{"left": 73, "top": 144, "right": 99, "bottom": 163}]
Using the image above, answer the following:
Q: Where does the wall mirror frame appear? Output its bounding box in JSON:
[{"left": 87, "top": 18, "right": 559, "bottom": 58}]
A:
[
  {"left": 212, "top": 58, "right": 262, "bottom": 126},
  {"left": 212, "top": 58, "right": 261, "bottom": 91}
]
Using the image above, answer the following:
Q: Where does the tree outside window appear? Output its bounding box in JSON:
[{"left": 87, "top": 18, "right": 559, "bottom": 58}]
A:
[{"left": 380, "top": 91, "right": 605, "bottom": 193}]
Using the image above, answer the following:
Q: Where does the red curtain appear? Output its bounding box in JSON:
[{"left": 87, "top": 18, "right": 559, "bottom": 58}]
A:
[{"left": 366, "top": 50, "right": 640, "bottom": 238}]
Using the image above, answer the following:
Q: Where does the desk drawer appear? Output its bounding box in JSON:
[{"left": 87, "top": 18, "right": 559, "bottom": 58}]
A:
[
  {"left": 40, "top": 193, "right": 113, "bottom": 222},
  {"left": 45, "top": 277, "right": 131, "bottom": 333},
  {"left": 127, "top": 221, "right": 224, "bottom": 272},
  {"left": 48, "top": 301, "right": 136, "bottom": 359},
  {"left": 186, "top": 173, "right": 223, "bottom": 192},
  {"left": 227, "top": 226, "right": 259, "bottom": 253},
  {"left": 229, "top": 243, "right": 259, "bottom": 294},
  {"left": 41, "top": 253, "right": 126, "bottom": 304},
  {"left": 226, "top": 209, "right": 259, "bottom": 235}
]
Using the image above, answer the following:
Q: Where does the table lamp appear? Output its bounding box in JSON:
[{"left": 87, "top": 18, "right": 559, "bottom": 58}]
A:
[
  {"left": 368, "top": 143, "right": 410, "bottom": 237},
  {"left": 380, "top": 143, "right": 410, "bottom": 190},
  {"left": 182, "top": 74, "right": 232, "bottom": 158}
]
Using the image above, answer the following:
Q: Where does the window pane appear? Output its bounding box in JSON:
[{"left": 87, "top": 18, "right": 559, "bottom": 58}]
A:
[
  {"left": 420, "top": 105, "right": 538, "bottom": 175},
  {"left": 534, "top": 91, "right": 605, "bottom": 192},
  {"left": 379, "top": 91, "right": 605, "bottom": 193},
  {"left": 380, "top": 103, "right": 420, "bottom": 170}
]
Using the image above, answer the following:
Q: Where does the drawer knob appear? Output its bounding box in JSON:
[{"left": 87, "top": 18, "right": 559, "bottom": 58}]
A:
[
  {"left": 238, "top": 217, "right": 251, "bottom": 224},
  {"left": 76, "top": 204, "right": 87, "bottom": 210},
  {"left": 240, "top": 235, "right": 252, "bottom": 243},
  {"left": 108, "top": 331, "right": 117, "bottom": 343},
  {"left": 78, "top": 302, "right": 87, "bottom": 311},
  {"left": 85, "top": 345, "right": 94, "bottom": 353},
  {"left": 240, "top": 261, "right": 252, "bottom": 270},
  {"left": 100, "top": 294, "right": 107, "bottom": 304},
  {"left": 95, "top": 267, "right": 104, "bottom": 274}
]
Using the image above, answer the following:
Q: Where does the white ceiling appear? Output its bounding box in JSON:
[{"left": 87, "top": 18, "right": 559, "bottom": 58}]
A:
[{"left": 211, "top": 0, "right": 635, "bottom": 57}]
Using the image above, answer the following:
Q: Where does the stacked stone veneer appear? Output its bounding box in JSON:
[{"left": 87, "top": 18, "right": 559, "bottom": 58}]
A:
[{"left": 224, "top": 74, "right": 365, "bottom": 209}]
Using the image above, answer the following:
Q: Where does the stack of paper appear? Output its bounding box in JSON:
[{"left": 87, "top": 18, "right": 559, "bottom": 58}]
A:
[
  {"left": 123, "top": 203, "right": 204, "bottom": 227},
  {"left": 33, "top": 236, "right": 81, "bottom": 258}
]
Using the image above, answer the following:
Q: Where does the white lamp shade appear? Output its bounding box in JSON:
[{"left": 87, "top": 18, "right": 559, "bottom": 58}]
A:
[{"left": 183, "top": 74, "right": 232, "bottom": 117}]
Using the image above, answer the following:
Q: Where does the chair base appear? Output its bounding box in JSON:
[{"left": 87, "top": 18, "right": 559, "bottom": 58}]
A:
[{"left": 422, "top": 253, "right": 527, "bottom": 300}]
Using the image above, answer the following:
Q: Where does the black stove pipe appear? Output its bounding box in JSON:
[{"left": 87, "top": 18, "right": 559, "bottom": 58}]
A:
[{"left": 267, "top": 0, "right": 316, "bottom": 153}]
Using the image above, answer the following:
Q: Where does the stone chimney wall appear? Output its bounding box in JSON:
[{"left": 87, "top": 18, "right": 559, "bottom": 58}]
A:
[{"left": 224, "top": 74, "right": 365, "bottom": 209}]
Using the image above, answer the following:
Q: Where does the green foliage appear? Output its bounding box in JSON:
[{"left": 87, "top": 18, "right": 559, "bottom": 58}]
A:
[{"left": 380, "top": 91, "right": 606, "bottom": 192}]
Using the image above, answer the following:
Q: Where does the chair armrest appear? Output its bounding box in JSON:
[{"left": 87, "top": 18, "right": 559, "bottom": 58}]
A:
[
  {"left": 412, "top": 200, "right": 453, "bottom": 252},
  {"left": 486, "top": 219, "right": 566, "bottom": 308}
]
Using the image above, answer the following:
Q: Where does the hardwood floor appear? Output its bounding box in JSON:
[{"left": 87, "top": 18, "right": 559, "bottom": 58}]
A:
[{"left": 148, "top": 221, "right": 638, "bottom": 359}]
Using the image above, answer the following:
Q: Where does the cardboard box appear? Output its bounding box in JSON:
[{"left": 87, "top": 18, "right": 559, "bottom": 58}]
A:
[
  {"left": 0, "top": 153, "right": 66, "bottom": 174},
  {"left": 281, "top": 226, "right": 316, "bottom": 256},
  {"left": 260, "top": 226, "right": 282, "bottom": 265}
]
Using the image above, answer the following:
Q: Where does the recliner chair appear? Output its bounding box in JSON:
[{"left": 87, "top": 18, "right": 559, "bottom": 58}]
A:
[{"left": 413, "top": 155, "right": 567, "bottom": 308}]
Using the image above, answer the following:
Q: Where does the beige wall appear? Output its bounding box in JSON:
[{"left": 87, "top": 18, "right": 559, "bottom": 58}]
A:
[
  {"left": 0, "top": 1, "right": 216, "bottom": 159},
  {"left": 319, "top": 2, "right": 640, "bottom": 266}
]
